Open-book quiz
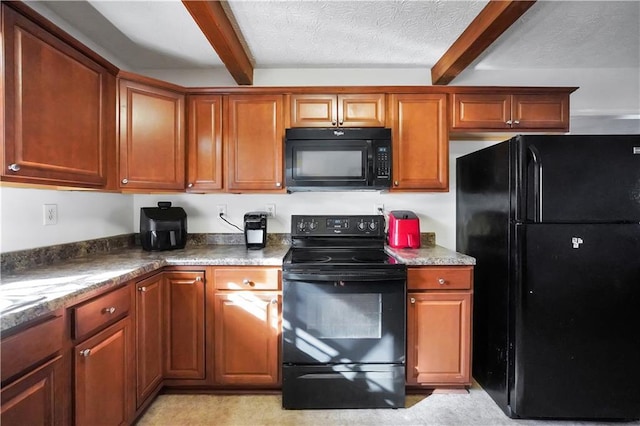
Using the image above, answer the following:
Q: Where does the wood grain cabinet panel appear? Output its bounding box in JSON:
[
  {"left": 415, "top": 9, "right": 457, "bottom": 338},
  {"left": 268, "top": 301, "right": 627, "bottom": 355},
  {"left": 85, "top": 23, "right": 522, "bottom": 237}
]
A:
[
  {"left": 163, "top": 271, "right": 206, "bottom": 379},
  {"left": 290, "top": 93, "right": 385, "bottom": 127},
  {"left": 225, "top": 95, "right": 284, "bottom": 192},
  {"left": 2, "top": 5, "right": 114, "bottom": 188},
  {"left": 118, "top": 79, "right": 185, "bottom": 190},
  {"left": 451, "top": 92, "right": 570, "bottom": 132},
  {"left": 135, "top": 273, "right": 164, "bottom": 407},
  {"left": 407, "top": 266, "right": 473, "bottom": 388},
  {"left": 388, "top": 94, "right": 448, "bottom": 191},
  {"left": 74, "top": 318, "right": 133, "bottom": 426},
  {"left": 186, "top": 95, "right": 223, "bottom": 191}
]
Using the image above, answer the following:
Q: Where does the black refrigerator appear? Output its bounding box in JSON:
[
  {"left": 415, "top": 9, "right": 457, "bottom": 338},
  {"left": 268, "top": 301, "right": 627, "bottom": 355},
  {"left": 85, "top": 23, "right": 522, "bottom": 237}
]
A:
[{"left": 456, "top": 134, "right": 640, "bottom": 420}]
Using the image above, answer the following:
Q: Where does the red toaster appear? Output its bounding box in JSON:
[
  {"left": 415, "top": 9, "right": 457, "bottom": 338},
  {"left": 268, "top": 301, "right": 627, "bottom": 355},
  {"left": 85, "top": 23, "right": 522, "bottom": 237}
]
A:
[{"left": 387, "top": 210, "right": 421, "bottom": 249}]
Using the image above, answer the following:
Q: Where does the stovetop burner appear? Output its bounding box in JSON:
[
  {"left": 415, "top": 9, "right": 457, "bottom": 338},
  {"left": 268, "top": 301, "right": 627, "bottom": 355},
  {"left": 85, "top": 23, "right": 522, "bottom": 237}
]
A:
[{"left": 285, "top": 247, "right": 399, "bottom": 268}]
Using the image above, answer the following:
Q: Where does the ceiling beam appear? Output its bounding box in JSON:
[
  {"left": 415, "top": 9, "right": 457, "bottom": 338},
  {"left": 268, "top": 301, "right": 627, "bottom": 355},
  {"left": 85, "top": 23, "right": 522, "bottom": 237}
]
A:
[
  {"left": 431, "top": 0, "right": 537, "bottom": 85},
  {"left": 182, "top": 0, "right": 253, "bottom": 85}
]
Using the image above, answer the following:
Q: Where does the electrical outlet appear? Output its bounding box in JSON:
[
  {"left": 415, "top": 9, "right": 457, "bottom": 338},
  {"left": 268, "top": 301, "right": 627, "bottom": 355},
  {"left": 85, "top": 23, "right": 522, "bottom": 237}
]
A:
[
  {"left": 43, "top": 204, "right": 58, "bottom": 225},
  {"left": 216, "top": 204, "right": 227, "bottom": 217},
  {"left": 374, "top": 204, "right": 384, "bottom": 215},
  {"left": 265, "top": 203, "right": 276, "bottom": 218}
]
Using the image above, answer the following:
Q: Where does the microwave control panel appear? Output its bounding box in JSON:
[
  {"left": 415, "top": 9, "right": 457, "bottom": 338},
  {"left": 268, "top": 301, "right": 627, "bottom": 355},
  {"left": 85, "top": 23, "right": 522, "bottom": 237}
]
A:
[{"left": 374, "top": 145, "right": 391, "bottom": 180}]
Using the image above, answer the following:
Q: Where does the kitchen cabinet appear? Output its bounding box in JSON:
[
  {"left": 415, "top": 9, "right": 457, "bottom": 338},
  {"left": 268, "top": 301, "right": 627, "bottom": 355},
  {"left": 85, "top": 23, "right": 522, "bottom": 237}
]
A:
[
  {"left": 186, "top": 95, "right": 223, "bottom": 191},
  {"left": 225, "top": 95, "right": 284, "bottom": 192},
  {"left": 212, "top": 267, "right": 281, "bottom": 386},
  {"left": 451, "top": 92, "right": 570, "bottom": 132},
  {"left": 388, "top": 94, "right": 448, "bottom": 191},
  {"left": 0, "top": 313, "right": 66, "bottom": 426},
  {"left": 118, "top": 77, "right": 185, "bottom": 190},
  {"left": 135, "top": 273, "right": 164, "bottom": 408},
  {"left": 71, "top": 284, "right": 135, "bottom": 425},
  {"left": 289, "top": 93, "right": 386, "bottom": 127},
  {"left": 2, "top": 4, "right": 116, "bottom": 189},
  {"left": 406, "top": 266, "right": 473, "bottom": 387},
  {"left": 163, "top": 270, "right": 206, "bottom": 380}
]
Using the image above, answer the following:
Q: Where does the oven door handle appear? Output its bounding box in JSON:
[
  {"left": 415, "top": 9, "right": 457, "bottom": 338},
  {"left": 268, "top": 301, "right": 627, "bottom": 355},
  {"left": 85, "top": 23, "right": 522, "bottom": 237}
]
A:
[{"left": 283, "top": 270, "right": 406, "bottom": 282}]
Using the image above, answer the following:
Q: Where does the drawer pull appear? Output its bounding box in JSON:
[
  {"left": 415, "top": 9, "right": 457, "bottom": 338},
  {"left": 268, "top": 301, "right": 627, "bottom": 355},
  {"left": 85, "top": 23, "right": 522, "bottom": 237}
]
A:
[
  {"left": 102, "top": 307, "right": 116, "bottom": 314},
  {"left": 438, "top": 278, "right": 446, "bottom": 285},
  {"left": 138, "top": 286, "right": 146, "bottom": 292},
  {"left": 270, "top": 298, "right": 278, "bottom": 305},
  {"left": 79, "top": 349, "right": 91, "bottom": 357},
  {"left": 410, "top": 297, "right": 416, "bottom": 304},
  {"left": 242, "top": 279, "right": 255, "bottom": 287}
]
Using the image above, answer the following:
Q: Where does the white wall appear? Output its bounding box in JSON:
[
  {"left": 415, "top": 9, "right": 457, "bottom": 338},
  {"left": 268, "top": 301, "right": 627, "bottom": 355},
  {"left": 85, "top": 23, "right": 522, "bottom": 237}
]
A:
[{"left": 0, "top": 187, "right": 134, "bottom": 252}]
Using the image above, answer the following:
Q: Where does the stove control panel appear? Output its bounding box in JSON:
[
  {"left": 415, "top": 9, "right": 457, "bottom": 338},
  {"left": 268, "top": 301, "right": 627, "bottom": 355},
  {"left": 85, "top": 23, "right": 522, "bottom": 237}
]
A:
[{"left": 292, "top": 215, "right": 385, "bottom": 237}]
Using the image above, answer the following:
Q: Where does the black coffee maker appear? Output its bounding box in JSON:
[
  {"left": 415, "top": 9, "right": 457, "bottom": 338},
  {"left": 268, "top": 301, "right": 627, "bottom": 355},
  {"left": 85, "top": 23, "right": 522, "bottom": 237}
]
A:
[
  {"left": 140, "top": 202, "right": 187, "bottom": 251},
  {"left": 244, "top": 212, "right": 267, "bottom": 250}
]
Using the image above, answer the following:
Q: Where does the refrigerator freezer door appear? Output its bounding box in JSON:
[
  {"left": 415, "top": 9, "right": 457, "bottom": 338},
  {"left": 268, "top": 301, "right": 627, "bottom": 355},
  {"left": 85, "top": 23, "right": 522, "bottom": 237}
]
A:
[
  {"left": 517, "top": 135, "right": 640, "bottom": 223},
  {"left": 512, "top": 223, "right": 640, "bottom": 419}
]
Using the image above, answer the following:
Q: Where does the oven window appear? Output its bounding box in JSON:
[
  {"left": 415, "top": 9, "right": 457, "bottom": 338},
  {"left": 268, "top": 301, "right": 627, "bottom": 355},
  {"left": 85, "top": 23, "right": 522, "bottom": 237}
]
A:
[
  {"left": 295, "top": 150, "right": 363, "bottom": 178},
  {"left": 308, "top": 293, "right": 382, "bottom": 339}
]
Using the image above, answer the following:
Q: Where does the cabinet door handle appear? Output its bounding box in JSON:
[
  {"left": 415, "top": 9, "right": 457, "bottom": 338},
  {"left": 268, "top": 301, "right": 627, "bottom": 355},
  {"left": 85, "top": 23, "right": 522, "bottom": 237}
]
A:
[
  {"left": 438, "top": 278, "right": 446, "bottom": 285},
  {"left": 138, "top": 286, "right": 146, "bottom": 292},
  {"left": 187, "top": 183, "right": 194, "bottom": 188},
  {"left": 331, "top": 120, "right": 337, "bottom": 126},
  {"left": 410, "top": 297, "right": 416, "bottom": 304},
  {"left": 513, "top": 120, "right": 520, "bottom": 125},
  {"left": 79, "top": 349, "right": 91, "bottom": 357},
  {"left": 394, "top": 181, "right": 399, "bottom": 186},
  {"left": 270, "top": 298, "right": 278, "bottom": 305},
  {"left": 275, "top": 182, "right": 281, "bottom": 188},
  {"left": 102, "top": 307, "right": 116, "bottom": 314},
  {"left": 506, "top": 120, "right": 513, "bottom": 125},
  {"left": 242, "top": 279, "right": 255, "bottom": 287},
  {"left": 338, "top": 120, "right": 344, "bottom": 126},
  {"left": 121, "top": 178, "right": 128, "bottom": 184},
  {"left": 194, "top": 276, "right": 203, "bottom": 283},
  {"left": 8, "top": 163, "right": 21, "bottom": 172}
]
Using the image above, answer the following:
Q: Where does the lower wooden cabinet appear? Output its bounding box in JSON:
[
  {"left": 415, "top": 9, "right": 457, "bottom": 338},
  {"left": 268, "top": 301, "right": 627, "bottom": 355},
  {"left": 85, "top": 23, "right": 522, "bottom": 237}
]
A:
[
  {"left": 406, "top": 266, "right": 473, "bottom": 387},
  {"left": 135, "top": 273, "right": 164, "bottom": 407},
  {"left": 1, "top": 355, "right": 62, "bottom": 426},
  {"left": 74, "top": 318, "right": 133, "bottom": 425},
  {"left": 212, "top": 267, "right": 281, "bottom": 386},
  {"left": 163, "top": 270, "right": 206, "bottom": 380}
]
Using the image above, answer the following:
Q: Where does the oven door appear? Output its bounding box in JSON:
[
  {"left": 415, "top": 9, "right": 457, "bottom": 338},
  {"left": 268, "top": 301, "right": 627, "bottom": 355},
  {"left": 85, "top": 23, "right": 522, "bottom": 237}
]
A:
[{"left": 282, "top": 277, "right": 406, "bottom": 364}]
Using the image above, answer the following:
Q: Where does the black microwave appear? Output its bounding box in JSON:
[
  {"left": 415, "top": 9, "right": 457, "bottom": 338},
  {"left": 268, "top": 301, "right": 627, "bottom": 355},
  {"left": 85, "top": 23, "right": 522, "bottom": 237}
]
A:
[{"left": 285, "top": 127, "right": 392, "bottom": 191}]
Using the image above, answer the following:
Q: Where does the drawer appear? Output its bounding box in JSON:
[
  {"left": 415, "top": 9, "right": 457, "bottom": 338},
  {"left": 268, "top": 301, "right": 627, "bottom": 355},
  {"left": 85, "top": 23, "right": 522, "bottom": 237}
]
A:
[
  {"left": 1, "top": 314, "right": 64, "bottom": 383},
  {"left": 72, "top": 285, "right": 131, "bottom": 340},
  {"left": 408, "top": 266, "right": 473, "bottom": 290},
  {"left": 214, "top": 268, "right": 280, "bottom": 291}
]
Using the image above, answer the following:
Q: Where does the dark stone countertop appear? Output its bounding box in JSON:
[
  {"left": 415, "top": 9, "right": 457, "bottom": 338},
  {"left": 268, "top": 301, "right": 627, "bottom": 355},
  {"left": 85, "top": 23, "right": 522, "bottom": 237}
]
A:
[{"left": 0, "top": 243, "right": 474, "bottom": 332}]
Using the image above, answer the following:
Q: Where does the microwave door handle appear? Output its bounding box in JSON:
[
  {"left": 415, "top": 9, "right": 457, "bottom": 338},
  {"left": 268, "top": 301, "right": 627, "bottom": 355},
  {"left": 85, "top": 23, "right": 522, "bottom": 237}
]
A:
[{"left": 368, "top": 149, "right": 374, "bottom": 181}]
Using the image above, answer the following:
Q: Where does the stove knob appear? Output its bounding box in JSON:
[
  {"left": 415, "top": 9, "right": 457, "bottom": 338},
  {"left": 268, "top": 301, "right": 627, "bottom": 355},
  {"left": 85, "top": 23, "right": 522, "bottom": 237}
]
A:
[
  {"left": 297, "top": 221, "right": 306, "bottom": 231},
  {"left": 309, "top": 221, "right": 318, "bottom": 230},
  {"left": 357, "top": 221, "right": 366, "bottom": 231},
  {"left": 368, "top": 221, "right": 377, "bottom": 230}
]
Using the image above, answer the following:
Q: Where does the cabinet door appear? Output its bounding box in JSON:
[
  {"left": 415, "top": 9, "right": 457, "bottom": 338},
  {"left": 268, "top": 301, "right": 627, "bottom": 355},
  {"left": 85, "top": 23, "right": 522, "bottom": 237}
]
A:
[
  {"left": 1, "top": 356, "right": 62, "bottom": 426},
  {"left": 214, "top": 292, "right": 280, "bottom": 386},
  {"left": 135, "top": 274, "right": 163, "bottom": 407},
  {"left": 289, "top": 94, "right": 336, "bottom": 127},
  {"left": 186, "top": 95, "right": 223, "bottom": 191},
  {"left": 407, "top": 292, "right": 471, "bottom": 386},
  {"left": 388, "top": 94, "right": 448, "bottom": 191},
  {"left": 512, "top": 93, "right": 569, "bottom": 131},
  {"left": 118, "top": 79, "right": 185, "bottom": 190},
  {"left": 225, "top": 95, "right": 284, "bottom": 192},
  {"left": 451, "top": 93, "right": 511, "bottom": 130},
  {"left": 75, "top": 318, "right": 132, "bottom": 426},
  {"left": 163, "top": 271, "right": 205, "bottom": 379},
  {"left": 338, "top": 94, "right": 386, "bottom": 127},
  {"left": 2, "top": 5, "right": 113, "bottom": 188}
]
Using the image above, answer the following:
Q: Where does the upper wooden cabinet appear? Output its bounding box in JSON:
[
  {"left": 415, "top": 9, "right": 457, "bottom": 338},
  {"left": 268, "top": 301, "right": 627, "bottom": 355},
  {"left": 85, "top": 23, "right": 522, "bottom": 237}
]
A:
[
  {"left": 388, "top": 94, "right": 448, "bottom": 191},
  {"left": 225, "top": 95, "right": 284, "bottom": 192},
  {"left": 118, "top": 78, "right": 185, "bottom": 190},
  {"left": 1, "top": 4, "right": 115, "bottom": 188},
  {"left": 186, "top": 95, "right": 223, "bottom": 191},
  {"left": 451, "top": 92, "right": 570, "bottom": 132},
  {"left": 289, "top": 94, "right": 386, "bottom": 127}
]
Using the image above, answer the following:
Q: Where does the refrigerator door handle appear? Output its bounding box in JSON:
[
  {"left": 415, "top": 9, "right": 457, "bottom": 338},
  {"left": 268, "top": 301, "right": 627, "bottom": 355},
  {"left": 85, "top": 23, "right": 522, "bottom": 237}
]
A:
[{"left": 528, "top": 145, "right": 543, "bottom": 222}]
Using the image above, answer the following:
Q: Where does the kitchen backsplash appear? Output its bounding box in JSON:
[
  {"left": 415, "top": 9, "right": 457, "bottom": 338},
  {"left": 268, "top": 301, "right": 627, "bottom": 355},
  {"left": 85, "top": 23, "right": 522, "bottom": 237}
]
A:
[{"left": 1, "top": 232, "right": 435, "bottom": 274}]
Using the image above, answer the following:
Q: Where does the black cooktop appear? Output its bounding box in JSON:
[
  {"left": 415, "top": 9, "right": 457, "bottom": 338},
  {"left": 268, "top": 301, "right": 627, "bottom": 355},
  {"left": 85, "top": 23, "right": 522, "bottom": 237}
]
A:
[{"left": 285, "top": 247, "right": 399, "bottom": 267}]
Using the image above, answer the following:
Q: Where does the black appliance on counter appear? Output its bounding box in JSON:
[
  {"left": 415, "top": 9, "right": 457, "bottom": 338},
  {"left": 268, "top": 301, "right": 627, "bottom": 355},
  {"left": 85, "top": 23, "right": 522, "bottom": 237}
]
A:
[
  {"left": 457, "top": 135, "right": 640, "bottom": 420},
  {"left": 140, "top": 202, "right": 187, "bottom": 251},
  {"left": 243, "top": 211, "right": 267, "bottom": 250},
  {"left": 282, "top": 215, "right": 407, "bottom": 409},
  {"left": 284, "top": 128, "right": 392, "bottom": 191}
]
